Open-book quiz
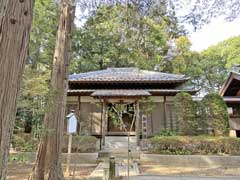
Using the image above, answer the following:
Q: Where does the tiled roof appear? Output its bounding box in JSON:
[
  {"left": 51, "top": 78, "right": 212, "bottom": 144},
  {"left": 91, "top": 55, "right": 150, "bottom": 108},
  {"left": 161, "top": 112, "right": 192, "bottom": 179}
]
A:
[
  {"left": 67, "top": 88, "right": 198, "bottom": 96},
  {"left": 69, "top": 68, "right": 189, "bottom": 83},
  {"left": 148, "top": 89, "right": 199, "bottom": 94},
  {"left": 91, "top": 90, "right": 151, "bottom": 97}
]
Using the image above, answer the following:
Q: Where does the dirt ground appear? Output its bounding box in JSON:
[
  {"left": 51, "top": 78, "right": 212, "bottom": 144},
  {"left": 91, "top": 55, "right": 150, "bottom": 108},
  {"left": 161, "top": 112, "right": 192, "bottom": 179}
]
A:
[
  {"left": 7, "top": 163, "right": 96, "bottom": 180},
  {"left": 8, "top": 162, "right": 240, "bottom": 179},
  {"left": 140, "top": 164, "right": 240, "bottom": 177}
]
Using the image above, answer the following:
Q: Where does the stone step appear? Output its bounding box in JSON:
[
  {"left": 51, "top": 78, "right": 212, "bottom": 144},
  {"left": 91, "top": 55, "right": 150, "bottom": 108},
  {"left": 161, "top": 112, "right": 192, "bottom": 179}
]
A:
[
  {"left": 98, "top": 149, "right": 140, "bottom": 160},
  {"left": 105, "top": 136, "right": 137, "bottom": 142},
  {"left": 104, "top": 136, "right": 137, "bottom": 149}
]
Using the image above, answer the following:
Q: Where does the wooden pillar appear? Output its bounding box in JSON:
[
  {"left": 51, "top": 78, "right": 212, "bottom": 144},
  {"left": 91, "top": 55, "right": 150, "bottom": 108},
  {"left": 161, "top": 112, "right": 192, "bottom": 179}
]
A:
[
  {"left": 78, "top": 96, "right": 81, "bottom": 133},
  {"left": 102, "top": 101, "right": 107, "bottom": 147},
  {"left": 135, "top": 100, "right": 140, "bottom": 147},
  {"left": 90, "top": 101, "right": 93, "bottom": 134},
  {"left": 170, "top": 110, "right": 173, "bottom": 130},
  {"left": 163, "top": 96, "right": 167, "bottom": 129}
]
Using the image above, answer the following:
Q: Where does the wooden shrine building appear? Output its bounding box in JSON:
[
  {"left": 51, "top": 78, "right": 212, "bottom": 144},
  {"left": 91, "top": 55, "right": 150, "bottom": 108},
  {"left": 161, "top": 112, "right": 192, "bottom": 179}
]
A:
[
  {"left": 219, "top": 71, "right": 240, "bottom": 137},
  {"left": 66, "top": 68, "right": 197, "bottom": 147}
]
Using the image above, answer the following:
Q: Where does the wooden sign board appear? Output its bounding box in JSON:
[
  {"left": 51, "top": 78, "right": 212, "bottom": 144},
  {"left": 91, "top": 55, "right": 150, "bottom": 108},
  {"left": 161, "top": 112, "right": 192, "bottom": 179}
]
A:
[
  {"left": 227, "top": 107, "right": 233, "bottom": 115},
  {"left": 66, "top": 113, "right": 77, "bottom": 134}
]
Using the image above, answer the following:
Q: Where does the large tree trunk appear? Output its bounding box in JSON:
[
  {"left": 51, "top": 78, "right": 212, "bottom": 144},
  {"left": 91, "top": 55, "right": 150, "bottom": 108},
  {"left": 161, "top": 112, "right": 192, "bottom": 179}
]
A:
[
  {"left": 0, "top": 1, "right": 33, "bottom": 179},
  {"left": 29, "top": 1, "right": 74, "bottom": 179}
]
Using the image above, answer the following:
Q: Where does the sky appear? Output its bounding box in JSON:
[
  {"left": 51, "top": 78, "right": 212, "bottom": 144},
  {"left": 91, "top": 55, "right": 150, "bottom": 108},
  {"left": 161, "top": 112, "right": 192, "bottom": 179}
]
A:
[{"left": 189, "top": 16, "right": 240, "bottom": 52}]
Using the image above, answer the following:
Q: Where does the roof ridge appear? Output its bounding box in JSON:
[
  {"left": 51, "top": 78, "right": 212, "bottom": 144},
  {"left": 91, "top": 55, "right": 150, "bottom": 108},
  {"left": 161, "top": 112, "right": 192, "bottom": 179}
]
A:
[
  {"left": 107, "top": 67, "right": 137, "bottom": 70},
  {"left": 140, "top": 69, "right": 186, "bottom": 77},
  {"left": 69, "top": 67, "right": 189, "bottom": 82}
]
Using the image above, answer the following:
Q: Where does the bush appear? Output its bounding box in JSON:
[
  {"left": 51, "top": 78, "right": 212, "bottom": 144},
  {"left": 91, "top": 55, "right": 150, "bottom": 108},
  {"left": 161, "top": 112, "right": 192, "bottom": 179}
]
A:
[
  {"left": 174, "top": 92, "right": 198, "bottom": 135},
  {"left": 148, "top": 135, "right": 240, "bottom": 155},
  {"left": 9, "top": 153, "right": 29, "bottom": 162},
  {"left": 156, "top": 129, "right": 178, "bottom": 136},
  {"left": 62, "top": 135, "right": 98, "bottom": 153},
  {"left": 11, "top": 133, "right": 38, "bottom": 152},
  {"left": 11, "top": 133, "right": 99, "bottom": 153},
  {"left": 202, "top": 93, "right": 229, "bottom": 136}
]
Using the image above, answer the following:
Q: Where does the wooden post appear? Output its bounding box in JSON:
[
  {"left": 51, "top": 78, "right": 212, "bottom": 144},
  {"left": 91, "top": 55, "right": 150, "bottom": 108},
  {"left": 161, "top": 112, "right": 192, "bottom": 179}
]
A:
[
  {"left": 170, "top": 107, "right": 173, "bottom": 131},
  {"left": 78, "top": 96, "right": 81, "bottom": 133},
  {"left": 102, "top": 101, "right": 107, "bottom": 147},
  {"left": 66, "top": 133, "right": 72, "bottom": 175},
  {"left": 65, "top": 112, "right": 77, "bottom": 176},
  {"left": 100, "top": 101, "right": 103, "bottom": 150},
  {"left": 135, "top": 100, "right": 140, "bottom": 147},
  {"left": 163, "top": 96, "right": 167, "bottom": 129}
]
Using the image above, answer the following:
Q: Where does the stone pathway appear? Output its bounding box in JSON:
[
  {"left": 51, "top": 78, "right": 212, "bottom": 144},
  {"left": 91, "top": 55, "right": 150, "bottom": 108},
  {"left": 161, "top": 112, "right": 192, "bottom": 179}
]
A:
[
  {"left": 129, "top": 175, "right": 240, "bottom": 180},
  {"left": 87, "top": 162, "right": 108, "bottom": 180},
  {"left": 116, "top": 160, "right": 139, "bottom": 177},
  {"left": 87, "top": 160, "right": 140, "bottom": 180}
]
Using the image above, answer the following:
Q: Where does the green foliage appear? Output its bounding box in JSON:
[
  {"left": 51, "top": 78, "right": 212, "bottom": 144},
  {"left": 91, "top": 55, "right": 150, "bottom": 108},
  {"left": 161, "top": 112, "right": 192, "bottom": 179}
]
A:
[
  {"left": 9, "top": 154, "right": 29, "bottom": 163},
  {"left": 173, "top": 92, "right": 229, "bottom": 136},
  {"left": 219, "top": 36, "right": 240, "bottom": 68},
  {"left": 62, "top": 135, "right": 98, "bottom": 153},
  {"left": 14, "top": 0, "right": 240, "bottom": 140},
  {"left": 198, "top": 36, "right": 240, "bottom": 93},
  {"left": 202, "top": 93, "right": 229, "bottom": 136},
  {"left": 150, "top": 136, "right": 192, "bottom": 155},
  {"left": 170, "top": 36, "right": 203, "bottom": 88},
  {"left": 16, "top": 0, "right": 58, "bottom": 134},
  {"left": 155, "top": 129, "right": 178, "bottom": 136},
  {"left": 200, "top": 46, "right": 228, "bottom": 93},
  {"left": 11, "top": 134, "right": 38, "bottom": 152},
  {"left": 29, "top": 0, "right": 58, "bottom": 67},
  {"left": 174, "top": 93, "right": 198, "bottom": 135},
  {"left": 194, "top": 100, "right": 208, "bottom": 132},
  {"left": 166, "top": 35, "right": 240, "bottom": 94},
  {"left": 70, "top": 4, "right": 185, "bottom": 73},
  {"left": 149, "top": 135, "right": 240, "bottom": 155},
  {"left": 16, "top": 66, "right": 50, "bottom": 134}
]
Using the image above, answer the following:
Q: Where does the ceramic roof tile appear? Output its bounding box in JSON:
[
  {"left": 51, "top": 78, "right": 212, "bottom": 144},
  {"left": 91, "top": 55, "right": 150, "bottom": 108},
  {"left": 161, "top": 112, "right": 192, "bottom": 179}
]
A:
[
  {"left": 67, "top": 88, "right": 199, "bottom": 96},
  {"left": 91, "top": 90, "right": 151, "bottom": 97},
  {"left": 69, "top": 68, "right": 189, "bottom": 83}
]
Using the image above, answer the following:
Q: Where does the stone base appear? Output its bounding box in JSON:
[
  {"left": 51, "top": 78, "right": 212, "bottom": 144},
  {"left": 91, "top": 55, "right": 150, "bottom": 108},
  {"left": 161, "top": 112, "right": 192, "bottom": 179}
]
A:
[
  {"left": 140, "top": 154, "right": 240, "bottom": 168},
  {"left": 104, "top": 136, "right": 137, "bottom": 150}
]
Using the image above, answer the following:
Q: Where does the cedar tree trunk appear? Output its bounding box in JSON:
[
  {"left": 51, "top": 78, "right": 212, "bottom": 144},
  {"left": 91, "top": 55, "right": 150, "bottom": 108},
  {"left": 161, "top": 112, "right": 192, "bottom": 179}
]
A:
[
  {"left": 0, "top": 0, "right": 33, "bottom": 179},
  {"left": 29, "top": 1, "right": 74, "bottom": 179}
]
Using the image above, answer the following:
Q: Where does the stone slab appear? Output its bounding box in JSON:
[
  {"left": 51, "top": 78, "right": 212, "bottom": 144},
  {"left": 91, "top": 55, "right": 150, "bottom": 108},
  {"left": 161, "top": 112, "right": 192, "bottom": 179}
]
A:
[
  {"left": 140, "top": 154, "right": 240, "bottom": 168},
  {"left": 129, "top": 175, "right": 240, "bottom": 180}
]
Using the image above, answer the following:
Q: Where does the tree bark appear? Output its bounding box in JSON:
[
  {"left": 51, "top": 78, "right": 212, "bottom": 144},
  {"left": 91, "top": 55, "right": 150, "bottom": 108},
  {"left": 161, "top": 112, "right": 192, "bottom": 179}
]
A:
[
  {"left": 0, "top": 1, "right": 33, "bottom": 179},
  {"left": 29, "top": 1, "right": 74, "bottom": 180}
]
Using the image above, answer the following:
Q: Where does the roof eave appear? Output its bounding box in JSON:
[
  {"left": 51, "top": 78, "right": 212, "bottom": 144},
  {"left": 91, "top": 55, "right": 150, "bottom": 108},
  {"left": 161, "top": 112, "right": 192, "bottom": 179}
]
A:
[{"left": 68, "top": 79, "right": 189, "bottom": 84}]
